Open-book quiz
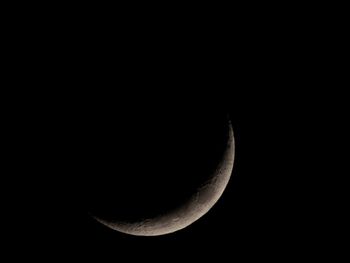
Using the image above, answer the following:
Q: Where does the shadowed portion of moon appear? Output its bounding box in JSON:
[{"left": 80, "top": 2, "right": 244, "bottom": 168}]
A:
[
  {"left": 87, "top": 109, "right": 235, "bottom": 236},
  {"left": 95, "top": 124, "right": 234, "bottom": 236}
]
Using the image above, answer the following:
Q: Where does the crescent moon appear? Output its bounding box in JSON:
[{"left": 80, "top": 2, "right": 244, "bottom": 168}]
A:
[{"left": 93, "top": 120, "right": 235, "bottom": 236}]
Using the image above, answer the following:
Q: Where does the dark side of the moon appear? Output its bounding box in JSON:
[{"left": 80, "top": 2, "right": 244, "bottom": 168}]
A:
[{"left": 86, "top": 105, "right": 230, "bottom": 225}]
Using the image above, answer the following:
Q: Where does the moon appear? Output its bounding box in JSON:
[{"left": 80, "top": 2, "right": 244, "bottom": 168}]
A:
[{"left": 91, "top": 119, "right": 235, "bottom": 236}]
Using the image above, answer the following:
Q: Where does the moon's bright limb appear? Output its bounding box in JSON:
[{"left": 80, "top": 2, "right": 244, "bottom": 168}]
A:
[{"left": 93, "top": 121, "right": 235, "bottom": 236}]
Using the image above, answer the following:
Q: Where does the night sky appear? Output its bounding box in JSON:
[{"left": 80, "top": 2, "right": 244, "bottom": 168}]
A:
[{"left": 9, "top": 6, "right": 334, "bottom": 261}]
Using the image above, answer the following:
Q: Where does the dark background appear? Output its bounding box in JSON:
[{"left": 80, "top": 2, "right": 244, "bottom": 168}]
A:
[{"left": 3, "top": 4, "right": 342, "bottom": 261}]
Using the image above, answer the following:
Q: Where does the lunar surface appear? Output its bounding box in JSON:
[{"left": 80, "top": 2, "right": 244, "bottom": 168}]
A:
[{"left": 91, "top": 120, "right": 235, "bottom": 236}]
